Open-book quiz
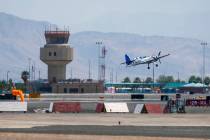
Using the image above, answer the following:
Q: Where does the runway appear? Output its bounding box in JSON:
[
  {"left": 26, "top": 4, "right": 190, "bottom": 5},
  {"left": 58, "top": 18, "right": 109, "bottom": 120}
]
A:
[
  {"left": 1, "top": 125, "right": 210, "bottom": 138},
  {"left": 0, "top": 114, "right": 210, "bottom": 139}
]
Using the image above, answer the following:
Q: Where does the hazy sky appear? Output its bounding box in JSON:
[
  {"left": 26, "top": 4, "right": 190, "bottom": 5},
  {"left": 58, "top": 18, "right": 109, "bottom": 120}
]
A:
[{"left": 0, "top": 0, "right": 210, "bottom": 41}]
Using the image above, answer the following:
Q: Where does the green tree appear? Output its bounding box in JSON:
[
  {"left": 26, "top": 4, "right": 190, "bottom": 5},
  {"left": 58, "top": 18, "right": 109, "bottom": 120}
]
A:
[
  {"left": 188, "top": 75, "right": 202, "bottom": 83},
  {"left": 8, "top": 78, "right": 13, "bottom": 90},
  {"left": 21, "top": 71, "right": 29, "bottom": 92},
  {"left": 133, "top": 77, "right": 141, "bottom": 83},
  {"left": 195, "top": 77, "right": 202, "bottom": 83},
  {"left": 145, "top": 77, "right": 153, "bottom": 83},
  {"left": 188, "top": 75, "right": 196, "bottom": 83},
  {"left": 21, "top": 71, "right": 29, "bottom": 84},
  {"left": 0, "top": 80, "right": 6, "bottom": 90},
  {"left": 156, "top": 75, "right": 174, "bottom": 83},
  {"left": 0, "top": 81, "right": 3, "bottom": 90},
  {"left": 122, "top": 77, "right": 131, "bottom": 83},
  {"left": 204, "top": 77, "right": 210, "bottom": 85}
]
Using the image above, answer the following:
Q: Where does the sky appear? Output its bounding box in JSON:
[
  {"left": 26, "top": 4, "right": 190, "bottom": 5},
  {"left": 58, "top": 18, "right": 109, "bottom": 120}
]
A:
[{"left": 0, "top": 0, "right": 210, "bottom": 41}]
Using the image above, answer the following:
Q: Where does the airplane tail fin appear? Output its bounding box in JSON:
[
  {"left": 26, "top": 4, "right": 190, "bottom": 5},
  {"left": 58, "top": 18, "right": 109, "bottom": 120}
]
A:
[
  {"left": 158, "top": 51, "right": 161, "bottom": 56},
  {"left": 125, "top": 54, "right": 131, "bottom": 65}
]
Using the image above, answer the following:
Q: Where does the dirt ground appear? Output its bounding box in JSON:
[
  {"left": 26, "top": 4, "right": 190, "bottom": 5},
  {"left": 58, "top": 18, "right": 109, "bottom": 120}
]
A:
[{"left": 0, "top": 133, "right": 208, "bottom": 140}]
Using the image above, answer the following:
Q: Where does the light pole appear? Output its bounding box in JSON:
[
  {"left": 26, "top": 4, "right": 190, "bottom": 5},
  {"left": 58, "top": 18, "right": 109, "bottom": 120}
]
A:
[
  {"left": 28, "top": 58, "right": 31, "bottom": 81},
  {"left": 6, "top": 71, "right": 10, "bottom": 84},
  {"left": 152, "top": 62, "right": 155, "bottom": 91},
  {"left": 201, "top": 42, "right": 207, "bottom": 93},
  {"left": 177, "top": 72, "right": 180, "bottom": 82},
  {"left": 96, "top": 41, "right": 102, "bottom": 81}
]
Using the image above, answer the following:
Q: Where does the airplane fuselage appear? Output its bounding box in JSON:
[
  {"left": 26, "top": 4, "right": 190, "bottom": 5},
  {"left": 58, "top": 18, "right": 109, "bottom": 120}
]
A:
[{"left": 128, "top": 56, "right": 156, "bottom": 66}]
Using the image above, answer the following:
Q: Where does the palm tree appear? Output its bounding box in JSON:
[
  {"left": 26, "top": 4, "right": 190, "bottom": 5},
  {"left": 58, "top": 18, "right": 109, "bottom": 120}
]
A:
[
  {"left": 21, "top": 71, "right": 29, "bottom": 90},
  {"left": 21, "top": 71, "right": 29, "bottom": 93},
  {"left": 21, "top": 71, "right": 29, "bottom": 84}
]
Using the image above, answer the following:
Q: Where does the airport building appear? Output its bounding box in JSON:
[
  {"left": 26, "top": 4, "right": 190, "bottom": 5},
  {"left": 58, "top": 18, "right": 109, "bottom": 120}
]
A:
[
  {"left": 52, "top": 79, "right": 104, "bottom": 93},
  {"left": 40, "top": 29, "right": 104, "bottom": 93}
]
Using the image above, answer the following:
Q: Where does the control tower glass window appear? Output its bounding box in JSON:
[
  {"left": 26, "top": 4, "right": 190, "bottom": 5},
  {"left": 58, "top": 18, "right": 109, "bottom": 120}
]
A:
[{"left": 45, "top": 31, "right": 69, "bottom": 44}]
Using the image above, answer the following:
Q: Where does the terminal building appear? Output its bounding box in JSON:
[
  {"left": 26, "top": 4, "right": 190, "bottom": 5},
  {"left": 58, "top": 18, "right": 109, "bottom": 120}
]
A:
[{"left": 40, "top": 28, "right": 104, "bottom": 93}]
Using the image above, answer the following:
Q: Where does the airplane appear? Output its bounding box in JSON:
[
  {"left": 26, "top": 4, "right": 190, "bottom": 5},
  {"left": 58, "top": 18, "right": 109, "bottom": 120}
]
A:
[{"left": 121, "top": 51, "right": 170, "bottom": 69}]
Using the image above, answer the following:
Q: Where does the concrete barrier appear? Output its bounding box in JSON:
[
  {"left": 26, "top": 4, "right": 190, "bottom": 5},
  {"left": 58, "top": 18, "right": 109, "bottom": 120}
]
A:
[
  {"left": 27, "top": 102, "right": 51, "bottom": 112},
  {"left": 96, "top": 103, "right": 105, "bottom": 113},
  {"left": 80, "top": 102, "right": 97, "bottom": 113},
  {"left": 144, "top": 103, "right": 164, "bottom": 113},
  {"left": 133, "top": 104, "right": 147, "bottom": 113},
  {"left": 0, "top": 102, "right": 27, "bottom": 112},
  {"left": 53, "top": 102, "right": 81, "bottom": 113},
  {"left": 104, "top": 102, "right": 129, "bottom": 113}
]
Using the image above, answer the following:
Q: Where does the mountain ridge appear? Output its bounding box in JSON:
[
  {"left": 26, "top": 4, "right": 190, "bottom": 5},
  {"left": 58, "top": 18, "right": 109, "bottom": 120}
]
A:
[{"left": 0, "top": 12, "right": 208, "bottom": 82}]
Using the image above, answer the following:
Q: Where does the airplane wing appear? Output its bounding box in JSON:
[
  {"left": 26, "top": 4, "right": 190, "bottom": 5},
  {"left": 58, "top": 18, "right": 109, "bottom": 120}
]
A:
[{"left": 157, "top": 54, "right": 170, "bottom": 59}]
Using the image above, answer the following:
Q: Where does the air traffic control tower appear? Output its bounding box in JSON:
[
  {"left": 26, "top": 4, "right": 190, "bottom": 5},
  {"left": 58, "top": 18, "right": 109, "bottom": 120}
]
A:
[{"left": 40, "top": 29, "right": 73, "bottom": 83}]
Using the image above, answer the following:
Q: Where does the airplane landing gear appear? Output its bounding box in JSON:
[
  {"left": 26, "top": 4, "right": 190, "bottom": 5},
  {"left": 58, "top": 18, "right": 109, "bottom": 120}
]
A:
[
  {"left": 147, "top": 66, "right": 150, "bottom": 69},
  {"left": 155, "top": 64, "right": 158, "bottom": 67}
]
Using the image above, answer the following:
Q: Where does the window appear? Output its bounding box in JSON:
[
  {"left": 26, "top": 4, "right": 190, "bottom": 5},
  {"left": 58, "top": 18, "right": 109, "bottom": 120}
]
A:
[
  {"left": 64, "top": 88, "right": 67, "bottom": 93},
  {"left": 52, "top": 77, "right": 56, "bottom": 83},
  {"left": 81, "top": 88, "right": 84, "bottom": 93},
  {"left": 69, "top": 88, "right": 79, "bottom": 93},
  {"left": 54, "top": 52, "right": 56, "bottom": 56},
  {"left": 49, "top": 52, "right": 52, "bottom": 56}
]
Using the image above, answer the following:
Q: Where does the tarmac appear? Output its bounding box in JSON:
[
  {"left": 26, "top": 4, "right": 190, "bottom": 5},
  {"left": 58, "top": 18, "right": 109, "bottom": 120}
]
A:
[
  {"left": 0, "top": 114, "right": 210, "bottom": 139},
  {"left": 1, "top": 93, "right": 210, "bottom": 139}
]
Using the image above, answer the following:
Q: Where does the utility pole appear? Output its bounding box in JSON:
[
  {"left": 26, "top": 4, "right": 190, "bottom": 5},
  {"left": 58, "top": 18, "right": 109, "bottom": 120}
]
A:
[
  {"left": 177, "top": 72, "right": 180, "bottom": 82},
  {"left": 152, "top": 62, "right": 155, "bottom": 91},
  {"left": 110, "top": 68, "right": 113, "bottom": 83},
  {"left": 201, "top": 42, "right": 207, "bottom": 93},
  {"left": 28, "top": 58, "right": 31, "bottom": 81},
  {"left": 33, "top": 61, "right": 36, "bottom": 81},
  {"left": 96, "top": 41, "right": 102, "bottom": 81},
  {"left": 71, "top": 68, "right": 73, "bottom": 80},
  {"left": 115, "top": 71, "right": 118, "bottom": 83},
  {"left": 88, "top": 60, "right": 91, "bottom": 79},
  {"left": 38, "top": 70, "right": 40, "bottom": 80},
  {"left": 6, "top": 71, "right": 10, "bottom": 84}
]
